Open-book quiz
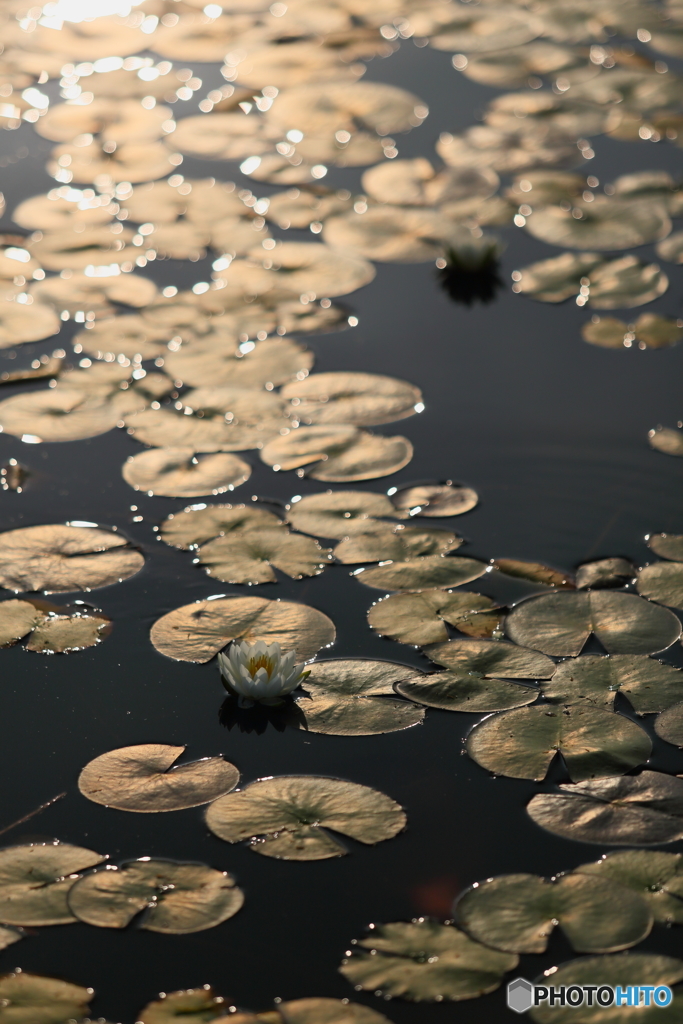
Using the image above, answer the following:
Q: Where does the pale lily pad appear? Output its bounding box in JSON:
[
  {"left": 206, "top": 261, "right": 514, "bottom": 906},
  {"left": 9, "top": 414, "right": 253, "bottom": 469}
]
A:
[
  {"left": 0, "top": 599, "right": 43, "bottom": 646},
  {"left": 171, "top": 112, "right": 270, "bottom": 162},
  {"left": 334, "top": 524, "right": 460, "bottom": 564},
  {"left": 265, "top": 81, "right": 427, "bottom": 137},
  {"left": 28, "top": 226, "right": 137, "bottom": 271},
  {"left": 286, "top": 491, "right": 403, "bottom": 539},
  {"left": 493, "top": 559, "right": 574, "bottom": 588},
  {"left": 575, "top": 558, "right": 635, "bottom": 589},
  {"left": 0, "top": 297, "right": 60, "bottom": 348},
  {"left": 368, "top": 590, "right": 501, "bottom": 646},
  {"left": 437, "top": 125, "right": 578, "bottom": 175},
  {"left": 339, "top": 919, "right": 518, "bottom": 1002},
  {"left": 197, "top": 530, "right": 332, "bottom": 585},
  {"left": 32, "top": 272, "right": 158, "bottom": 318},
  {"left": 637, "top": 561, "right": 683, "bottom": 610},
  {"left": 160, "top": 504, "right": 283, "bottom": 550},
  {"left": 581, "top": 316, "right": 631, "bottom": 349},
  {"left": 467, "top": 704, "right": 651, "bottom": 782},
  {"left": 281, "top": 372, "right": 422, "bottom": 428},
  {"left": 454, "top": 872, "right": 652, "bottom": 954},
  {"left": 460, "top": 43, "right": 581, "bottom": 87},
  {"left": 261, "top": 426, "right": 413, "bottom": 483},
  {"left": 205, "top": 776, "right": 405, "bottom": 860},
  {"left": 68, "top": 859, "right": 244, "bottom": 933},
  {"left": 150, "top": 595, "right": 335, "bottom": 663},
  {"left": 295, "top": 659, "right": 426, "bottom": 736},
  {"left": 164, "top": 338, "right": 314, "bottom": 390},
  {"left": 633, "top": 314, "right": 683, "bottom": 349},
  {"left": 543, "top": 655, "right": 683, "bottom": 714},
  {"left": 323, "top": 207, "right": 446, "bottom": 263},
  {"left": 655, "top": 703, "right": 683, "bottom": 748},
  {"left": 390, "top": 483, "right": 479, "bottom": 517},
  {"left": 648, "top": 534, "right": 683, "bottom": 562},
  {"left": 122, "top": 448, "right": 251, "bottom": 498},
  {"left": 246, "top": 241, "right": 375, "bottom": 299},
  {"left": 506, "top": 591, "right": 681, "bottom": 656},
  {"left": 361, "top": 159, "right": 498, "bottom": 206},
  {"left": 274, "top": 998, "right": 392, "bottom": 1024},
  {"left": 0, "top": 524, "right": 143, "bottom": 594},
  {"left": 527, "top": 771, "right": 683, "bottom": 845},
  {"left": 0, "top": 971, "right": 93, "bottom": 1024},
  {"left": 649, "top": 426, "right": 683, "bottom": 457},
  {"left": 512, "top": 252, "right": 603, "bottom": 303},
  {"left": 524, "top": 197, "right": 671, "bottom": 250},
  {"left": 123, "top": 405, "right": 283, "bottom": 454},
  {"left": 529, "top": 954, "right": 683, "bottom": 1024},
  {"left": 588, "top": 256, "right": 669, "bottom": 310},
  {"left": 78, "top": 743, "right": 239, "bottom": 813},
  {"left": 0, "top": 842, "right": 105, "bottom": 926},
  {"left": 576, "top": 850, "right": 683, "bottom": 924},
  {"left": 0, "top": 389, "right": 123, "bottom": 443},
  {"left": 657, "top": 231, "right": 683, "bottom": 264},
  {"left": 137, "top": 987, "right": 228, "bottom": 1024},
  {"left": 25, "top": 612, "right": 109, "bottom": 654},
  {"left": 354, "top": 555, "right": 488, "bottom": 591}
]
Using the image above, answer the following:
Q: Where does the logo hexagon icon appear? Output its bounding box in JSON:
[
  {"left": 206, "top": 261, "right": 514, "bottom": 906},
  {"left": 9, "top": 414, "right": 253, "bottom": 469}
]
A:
[{"left": 507, "top": 977, "right": 534, "bottom": 1014}]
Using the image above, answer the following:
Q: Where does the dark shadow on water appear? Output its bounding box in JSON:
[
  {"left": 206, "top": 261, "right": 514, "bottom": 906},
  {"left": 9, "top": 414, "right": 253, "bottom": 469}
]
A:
[
  {"left": 437, "top": 260, "right": 504, "bottom": 306},
  {"left": 218, "top": 695, "right": 308, "bottom": 734}
]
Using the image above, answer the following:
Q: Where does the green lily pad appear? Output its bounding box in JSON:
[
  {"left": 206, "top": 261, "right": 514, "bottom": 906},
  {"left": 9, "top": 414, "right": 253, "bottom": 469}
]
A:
[
  {"left": 354, "top": 555, "right": 488, "bottom": 591},
  {"left": 655, "top": 703, "right": 683, "bottom": 748},
  {"left": 637, "top": 561, "right": 683, "bottom": 610},
  {"left": 649, "top": 426, "right": 683, "bottom": 457},
  {"left": 575, "top": 558, "right": 635, "bottom": 589},
  {"left": 334, "top": 524, "right": 460, "bottom": 564},
  {"left": 492, "top": 559, "right": 574, "bottom": 588},
  {"left": 576, "top": 851, "right": 683, "bottom": 924},
  {"left": 286, "top": 491, "right": 403, "bottom": 539},
  {"left": 505, "top": 591, "right": 681, "bottom": 656},
  {"left": 454, "top": 871, "right": 652, "bottom": 954},
  {"left": 648, "top": 534, "right": 683, "bottom": 562},
  {"left": 0, "top": 971, "right": 93, "bottom": 1024},
  {"left": 527, "top": 771, "right": 683, "bottom": 845},
  {"left": 467, "top": 704, "right": 651, "bottom": 782},
  {"left": 160, "top": 504, "right": 284, "bottom": 550},
  {"left": 0, "top": 842, "right": 105, "bottom": 926},
  {"left": 367, "top": 590, "right": 502, "bottom": 645},
  {"left": 339, "top": 919, "right": 518, "bottom": 1002},
  {"left": 68, "top": 858, "right": 244, "bottom": 933},
  {"left": 205, "top": 776, "right": 406, "bottom": 860},
  {"left": 541, "top": 655, "right": 683, "bottom": 713}
]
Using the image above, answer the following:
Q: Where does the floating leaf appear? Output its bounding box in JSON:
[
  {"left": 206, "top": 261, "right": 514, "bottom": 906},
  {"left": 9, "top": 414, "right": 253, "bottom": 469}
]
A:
[
  {"left": 355, "top": 555, "right": 488, "bottom": 591},
  {"left": 467, "top": 704, "right": 651, "bottom": 782},
  {"left": 524, "top": 197, "right": 671, "bottom": 250},
  {"left": 68, "top": 859, "right": 244, "bottom": 933},
  {"left": 655, "top": 703, "right": 683, "bottom": 748},
  {"left": 137, "top": 987, "right": 228, "bottom": 1024},
  {"left": 205, "top": 776, "right": 405, "bottom": 860},
  {"left": 657, "top": 230, "right": 683, "bottom": 264},
  {"left": 361, "top": 159, "right": 498, "bottom": 207},
  {"left": 78, "top": 743, "right": 239, "bottom": 813},
  {"left": 261, "top": 426, "right": 413, "bottom": 482},
  {"left": 339, "top": 919, "right": 518, "bottom": 1002},
  {"left": 294, "top": 659, "right": 426, "bottom": 735},
  {"left": 286, "top": 491, "right": 403, "bottom": 539},
  {"left": 0, "top": 842, "right": 105, "bottom": 926},
  {"left": 648, "top": 534, "right": 683, "bottom": 562},
  {"left": 334, "top": 524, "right": 460, "bottom": 564},
  {"left": 368, "top": 590, "right": 501, "bottom": 645},
  {"left": 0, "top": 971, "right": 92, "bottom": 1024},
  {"left": 581, "top": 316, "right": 631, "bottom": 349},
  {"left": 0, "top": 524, "right": 143, "bottom": 594},
  {"left": 151, "top": 595, "right": 335, "bottom": 663},
  {"left": 512, "top": 252, "right": 603, "bottom": 303},
  {"left": 632, "top": 314, "right": 683, "bottom": 349},
  {"left": 274, "top": 998, "right": 392, "bottom": 1024},
  {"left": 389, "top": 483, "right": 479, "bottom": 517},
  {"left": 588, "top": 256, "right": 669, "bottom": 310},
  {"left": 576, "top": 851, "right": 683, "bottom": 924},
  {"left": 493, "top": 559, "right": 574, "bottom": 588},
  {"left": 265, "top": 81, "right": 426, "bottom": 137},
  {"left": 281, "top": 372, "right": 422, "bottom": 427},
  {"left": 160, "top": 504, "right": 284, "bottom": 550},
  {"left": 122, "top": 448, "right": 251, "bottom": 498},
  {"left": 637, "top": 561, "right": 683, "bottom": 610},
  {"left": 25, "top": 612, "right": 109, "bottom": 653},
  {"left": 0, "top": 389, "right": 123, "bottom": 443},
  {"left": 164, "top": 338, "right": 314, "bottom": 390},
  {"left": 454, "top": 872, "right": 652, "bottom": 954},
  {"left": 649, "top": 426, "right": 683, "bottom": 457},
  {"left": 323, "top": 206, "right": 446, "bottom": 263},
  {"left": 544, "top": 655, "right": 683, "bottom": 714},
  {"left": 506, "top": 591, "right": 681, "bottom": 656},
  {"left": 527, "top": 771, "right": 683, "bottom": 845},
  {"left": 197, "top": 530, "right": 332, "bottom": 585},
  {"left": 575, "top": 558, "right": 634, "bottom": 589},
  {"left": 528, "top": 954, "right": 683, "bottom": 1024},
  {"left": 0, "top": 599, "right": 43, "bottom": 646}
]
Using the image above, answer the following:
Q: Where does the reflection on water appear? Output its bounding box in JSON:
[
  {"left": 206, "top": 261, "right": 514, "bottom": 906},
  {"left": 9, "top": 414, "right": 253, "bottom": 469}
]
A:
[
  {"left": 437, "top": 260, "right": 504, "bottom": 307},
  {"left": 218, "top": 694, "right": 307, "bottom": 734}
]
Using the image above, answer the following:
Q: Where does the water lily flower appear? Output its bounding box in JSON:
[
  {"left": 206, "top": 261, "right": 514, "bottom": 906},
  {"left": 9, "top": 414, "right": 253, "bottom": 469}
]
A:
[{"left": 218, "top": 639, "right": 310, "bottom": 707}]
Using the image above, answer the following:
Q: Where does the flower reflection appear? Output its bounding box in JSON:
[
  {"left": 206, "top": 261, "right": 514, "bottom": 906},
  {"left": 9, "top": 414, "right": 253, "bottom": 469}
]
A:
[{"left": 219, "top": 695, "right": 307, "bottom": 734}]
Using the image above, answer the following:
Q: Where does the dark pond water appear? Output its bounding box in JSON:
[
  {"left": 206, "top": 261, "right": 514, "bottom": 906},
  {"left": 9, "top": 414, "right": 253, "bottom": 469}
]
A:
[{"left": 0, "top": 33, "right": 681, "bottom": 1024}]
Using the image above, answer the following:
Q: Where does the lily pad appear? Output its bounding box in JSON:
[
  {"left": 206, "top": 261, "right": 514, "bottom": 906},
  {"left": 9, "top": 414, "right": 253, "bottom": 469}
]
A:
[
  {"left": 576, "top": 850, "right": 683, "bottom": 924},
  {"left": 197, "top": 530, "right": 332, "bottom": 585},
  {"left": 160, "top": 504, "right": 284, "bottom": 550},
  {"left": 265, "top": 81, "right": 426, "bottom": 137},
  {"left": 286, "top": 490, "right": 403, "bottom": 539},
  {"left": 637, "top": 561, "right": 683, "bottom": 610},
  {"left": 261, "top": 426, "right": 413, "bottom": 483},
  {"left": 512, "top": 252, "right": 604, "bottom": 303},
  {"left": 122, "top": 448, "right": 251, "bottom": 498},
  {"left": 0, "top": 524, "right": 143, "bottom": 594},
  {"left": 150, "top": 595, "right": 335, "bottom": 663},
  {"left": 164, "top": 338, "right": 314, "bottom": 390},
  {"left": 137, "top": 987, "right": 228, "bottom": 1024},
  {"left": 649, "top": 426, "right": 683, "bottom": 457},
  {"left": 334, "top": 524, "right": 460, "bottom": 564},
  {"left": 368, "top": 590, "right": 501, "bottom": 645},
  {"left": 0, "top": 389, "right": 124, "bottom": 444},
  {"left": 294, "top": 659, "right": 426, "bottom": 736},
  {"left": 655, "top": 703, "right": 683, "bottom": 748},
  {"left": 657, "top": 231, "right": 683, "bottom": 264},
  {"left": 389, "top": 483, "right": 479, "bottom": 517},
  {"left": 467, "top": 704, "right": 651, "bottom": 781},
  {"left": 542, "top": 655, "right": 683, "bottom": 714},
  {"left": 506, "top": 591, "right": 681, "bottom": 656},
  {"left": 281, "top": 372, "right": 422, "bottom": 428},
  {"left": 587, "top": 256, "right": 669, "bottom": 310},
  {"left": 0, "top": 842, "right": 105, "bottom": 926},
  {"left": 205, "top": 776, "right": 405, "bottom": 860},
  {"left": 454, "top": 871, "right": 652, "bottom": 954},
  {"left": 273, "top": 998, "right": 392, "bottom": 1024},
  {"left": 68, "top": 858, "right": 243, "bottom": 933},
  {"left": 78, "top": 743, "right": 239, "bottom": 812},
  {"left": 339, "top": 919, "right": 518, "bottom": 1001},
  {"left": 575, "top": 558, "right": 635, "bottom": 589},
  {"left": 527, "top": 771, "right": 683, "bottom": 845},
  {"left": 0, "top": 971, "right": 93, "bottom": 1024},
  {"left": 323, "top": 207, "right": 446, "bottom": 263},
  {"left": 0, "top": 599, "right": 44, "bottom": 646},
  {"left": 524, "top": 197, "right": 671, "bottom": 250},
  {"left": 25, "top": 612, "right": 110, "bottom": 654},
  {"left": 633, "top": 314, "right": 683, "bottom": 349},
  {"left": 529, "top": 954, "right": 683, "bottom": 1023},
  {"left": 354, "top": 555, "right": 488, "bottom": 591},
  {"left": 493, "top": 559, "right": 574, "bottom": 588},
  {"left": 648, "top": 534, "right": 683, "bottom": 562}
]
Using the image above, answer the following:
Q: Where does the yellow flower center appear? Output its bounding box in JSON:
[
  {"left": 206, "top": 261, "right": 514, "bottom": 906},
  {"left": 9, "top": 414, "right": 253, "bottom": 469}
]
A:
[{"left": 247, "top": 655, "right": 275, "bottom": 678}]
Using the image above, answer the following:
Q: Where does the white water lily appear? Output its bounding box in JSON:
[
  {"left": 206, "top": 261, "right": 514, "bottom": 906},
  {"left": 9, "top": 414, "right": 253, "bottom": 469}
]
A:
[{"left": 218, "top": 639, "right": 310, "bottom": 707}]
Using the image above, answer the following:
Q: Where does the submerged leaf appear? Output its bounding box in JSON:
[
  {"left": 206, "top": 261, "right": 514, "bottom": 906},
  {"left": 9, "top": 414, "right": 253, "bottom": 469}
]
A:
[
  {"left": 150, "top": 595, "right": 335, "bottom": 663},
  {"left": 576, "top": 850, "right": 683, "bottom": 924},
  {"left": 655, "top": 703, "right": 683, "bottom": 748},
  {"left": 527, "top": 771, "right": 683, "bottom": 845},
  {"left": 205, "top": 776, "right": 405, "bottom": 860},
  {"left": 390, "top": 483, "right": 478, "bottom": 517},
  {"left": 0, "top": 971, "right": 93, "bottom": 1024},
  {"left": 339, "top": 920, "right": 518, "bottom": 1002},
  {"left": 542, "top": 655, "right": 683, "bottom": 714},
  {"left": 454, "top": 872, "right": 652, "bottom": 954},
  {"left": 355, "top": 555, "right": 488, "bottom": 591},
  {"left": 637, "top": 561, "right": 683, "bottom": 610},
  {"left": 68, "top": 859, "right": 243, "bottom": 933},
  {"left": 506, "top": 591, "right": 681, "bottom": 656},
  {"left": 467, "top": 704, "right": 651, "bottom": 782},
  {"left": 0, "top": 842, "right": 105, "bottom": 927},
  {"left": 368, "top": 590, "right": 501, "bottom": 646},
  {"left": 78, "top": 743, "right": 239, "bottom": 812},
  {"left": 286, "top": 490, "right": 403, "bottom": 539}
]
